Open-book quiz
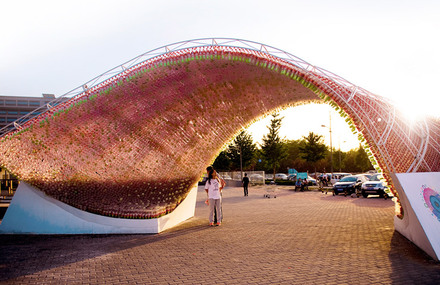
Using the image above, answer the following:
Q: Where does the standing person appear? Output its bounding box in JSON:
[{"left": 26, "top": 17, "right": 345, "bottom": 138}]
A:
[
  {"left": 318, "top": 177, "right": 324, "bottom": 193},
  {"left": 302, "top": 178, "right": 308, "bottom": 191},
  {"left": 242, "top": 173, "right": 249, "bottom": 196},
  {"left": 205, "top": 166, "right": 223, "bottom": 226}
]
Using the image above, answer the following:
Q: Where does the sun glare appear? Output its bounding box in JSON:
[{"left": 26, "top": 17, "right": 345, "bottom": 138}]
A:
[{"left": 394, "top": 98, "right": 436, "bottom": 124}]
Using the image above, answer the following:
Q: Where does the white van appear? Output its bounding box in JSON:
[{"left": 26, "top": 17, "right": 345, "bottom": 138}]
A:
[
  {"left": 330, "top": 172, "right": 352, "bottom": 185},
  {"left": 275, "top": 173, "right": 288, "bottom": 180}
]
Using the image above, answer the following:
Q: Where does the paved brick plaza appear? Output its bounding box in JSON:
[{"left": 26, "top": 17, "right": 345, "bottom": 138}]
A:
[{"left": 1, "top": 185, "right": 439, "bottom": 284}]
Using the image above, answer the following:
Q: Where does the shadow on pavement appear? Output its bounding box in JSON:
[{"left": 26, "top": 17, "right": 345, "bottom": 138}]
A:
[
  {"left": 0, "top": 218, "right": 208, "bottom": 281},
  {"left": 389, "top": 231, "right": 440, "bottom": 283}
]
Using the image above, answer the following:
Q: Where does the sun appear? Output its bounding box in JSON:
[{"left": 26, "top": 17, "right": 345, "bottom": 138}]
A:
[{"left": 394, "top": 97, "right": 438, "bottom": 124}]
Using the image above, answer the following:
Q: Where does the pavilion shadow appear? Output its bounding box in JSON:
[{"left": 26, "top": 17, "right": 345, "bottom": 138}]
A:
[{"left": 0, "top": 217, "right": 207, "bottom": 282}]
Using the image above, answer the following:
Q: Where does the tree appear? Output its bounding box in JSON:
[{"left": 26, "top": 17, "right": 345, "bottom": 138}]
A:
[
  {"left": 227, "top": 130, "right": 257, "bottom": 170},
  {"left": 342, "top": 149, "right": 357, "bottom": 172},
  {"left": 299, "top": 132, "right": 327, "bottom": 175},
  {"left": 212, "top": 150, "right": 230, "bottom": 171},
  {"left": 341, "top": 145, "right": 373, "bottom": 173},
  {"left": 279, "top": 139, "right": 307, "bottom": 172},
  {"left": 260, "top": 113, "right": 287, "bottom": 176},
  {"left": 355, "top": 145, "right": 373, "bottom": 173},
  {"left": 334, "top": 149, "right": 346, "bottom": 172}
]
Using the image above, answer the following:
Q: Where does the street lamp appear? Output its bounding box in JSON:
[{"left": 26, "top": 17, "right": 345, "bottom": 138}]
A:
[
  {"left": 338, "top": 140, "right": 346, "bottom": 172},
  {"left": 321, "top": 111, "right": 333, "bottom": 178}
]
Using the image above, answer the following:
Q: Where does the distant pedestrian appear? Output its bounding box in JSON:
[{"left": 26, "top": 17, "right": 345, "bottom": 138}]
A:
[
  {"left": 205, "top": 166, "right": 223, "bottom": 226},
  {"left": 322, "top": 176, "right": 328, "bottom": 187},
  {"left": 242, "top": 173, "right": 249, "bottom": 196},
  {"left": 318, "top": 178, "right": 324, "bottom": 193},
  {"left": 295, "top": 178, "right": 302, "bottom": 191}
]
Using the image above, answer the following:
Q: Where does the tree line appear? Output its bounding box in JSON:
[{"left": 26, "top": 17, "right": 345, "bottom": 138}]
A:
[{"left": 213, "top": 113, "right": 373, "bottom": 175}]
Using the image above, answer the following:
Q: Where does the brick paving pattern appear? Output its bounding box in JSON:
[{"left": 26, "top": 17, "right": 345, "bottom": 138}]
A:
[{"left": 0, "top": 185, "right": 439, "bottom": 284}]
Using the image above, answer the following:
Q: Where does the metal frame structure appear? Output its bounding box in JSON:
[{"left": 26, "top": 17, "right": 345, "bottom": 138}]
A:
[
  {"left": 0, "top": 38, "right": 379, "bottom": 133},
  {"left": 0, "top": 38, "right": 439, "bottom": 220},
  {"left": 3, "top": 38, "right": 438, "bottom": 175}
]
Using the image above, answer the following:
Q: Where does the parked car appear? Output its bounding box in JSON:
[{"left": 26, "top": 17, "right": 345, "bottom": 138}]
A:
[
  {"left": 274, "top": 173, "right": 288, "bottom": 180},
  {"left": 222, "top": 174, "right": 232, "bottom": 180},
  {"left": 287, "top": 174, "right": 297, "bottom": 181},
  {"left": 233, "top": 173, "right": 243, "bottom": 180},
  {"left": 332, "top": 175, "right": 369, "bottom": 196},
  {"left": 249, "top": 174, "right": 264, "bottom": 182},
  {"left": 359, "top": 173, "right": 373, "bottom": 180},
  {"left": 330, "top": 172, "right": 352, "bottom": 184},
  {"left": 307, "top": 176, "right": 317, "bottom": 186},
  {"left": 361, "top": 174, "right": 387, "bottom": 199}
]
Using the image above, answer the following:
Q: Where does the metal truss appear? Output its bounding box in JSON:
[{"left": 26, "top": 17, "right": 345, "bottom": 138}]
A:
[{"left": 2, "top": 38, "right": 439, "bottom": 176}]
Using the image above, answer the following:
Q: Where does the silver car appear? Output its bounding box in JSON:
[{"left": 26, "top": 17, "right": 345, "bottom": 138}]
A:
[{"left": 361, "top": 174, "right": 388, "bottom": 199}]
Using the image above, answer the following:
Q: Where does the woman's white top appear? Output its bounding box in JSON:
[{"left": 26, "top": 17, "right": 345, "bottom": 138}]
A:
[{"left": 205, "top": 178, "right": 221, "bottom": 199}]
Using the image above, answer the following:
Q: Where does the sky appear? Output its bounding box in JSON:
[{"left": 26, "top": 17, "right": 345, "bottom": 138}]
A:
[
  {"left": 247, "top": 104, "right": 360, "bottom": 152},
  {"left": 1, "top": 0, "right": 439, "bottom": 151}
]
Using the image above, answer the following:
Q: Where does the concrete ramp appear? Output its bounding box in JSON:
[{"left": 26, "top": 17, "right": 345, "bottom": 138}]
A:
[{"left": 0, "top": 182, "right": 197, "bottom": 234}]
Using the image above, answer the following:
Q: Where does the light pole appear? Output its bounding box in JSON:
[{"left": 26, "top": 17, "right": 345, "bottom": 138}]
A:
[
  {"left": 338, "top": 140, "right": 346, "bottom": 172},
  {"left": 239, "top": 144, "right": 243, "bottom": 180},
  {"left": 321, "top": 111, "right": 333, "bottom": 178}
]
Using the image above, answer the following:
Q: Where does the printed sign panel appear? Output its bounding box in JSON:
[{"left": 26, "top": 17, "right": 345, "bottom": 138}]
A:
[
  {"left": 297, "top": 172, "right": 308, "bottom": 179},
  {"left": 395, "top": 172, "right": 440, "bottom": 258}
]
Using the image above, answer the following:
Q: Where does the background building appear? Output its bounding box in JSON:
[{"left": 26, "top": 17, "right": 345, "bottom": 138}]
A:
[{"left": 0, "top": 94, "right": 70, "bottom": 135}]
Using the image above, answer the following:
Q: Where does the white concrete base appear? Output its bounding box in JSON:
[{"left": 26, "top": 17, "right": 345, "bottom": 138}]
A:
[
  {"left": 392, "top": 172, "right": 440, "bottom": 261},
  {"left": 0, "top": 182, "right": 197, "bottom": 234}
]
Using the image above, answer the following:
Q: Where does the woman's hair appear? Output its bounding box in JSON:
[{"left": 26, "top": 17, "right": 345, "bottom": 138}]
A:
[{"left": 206, "top": 166, "right": 214, "bottom": 184}]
